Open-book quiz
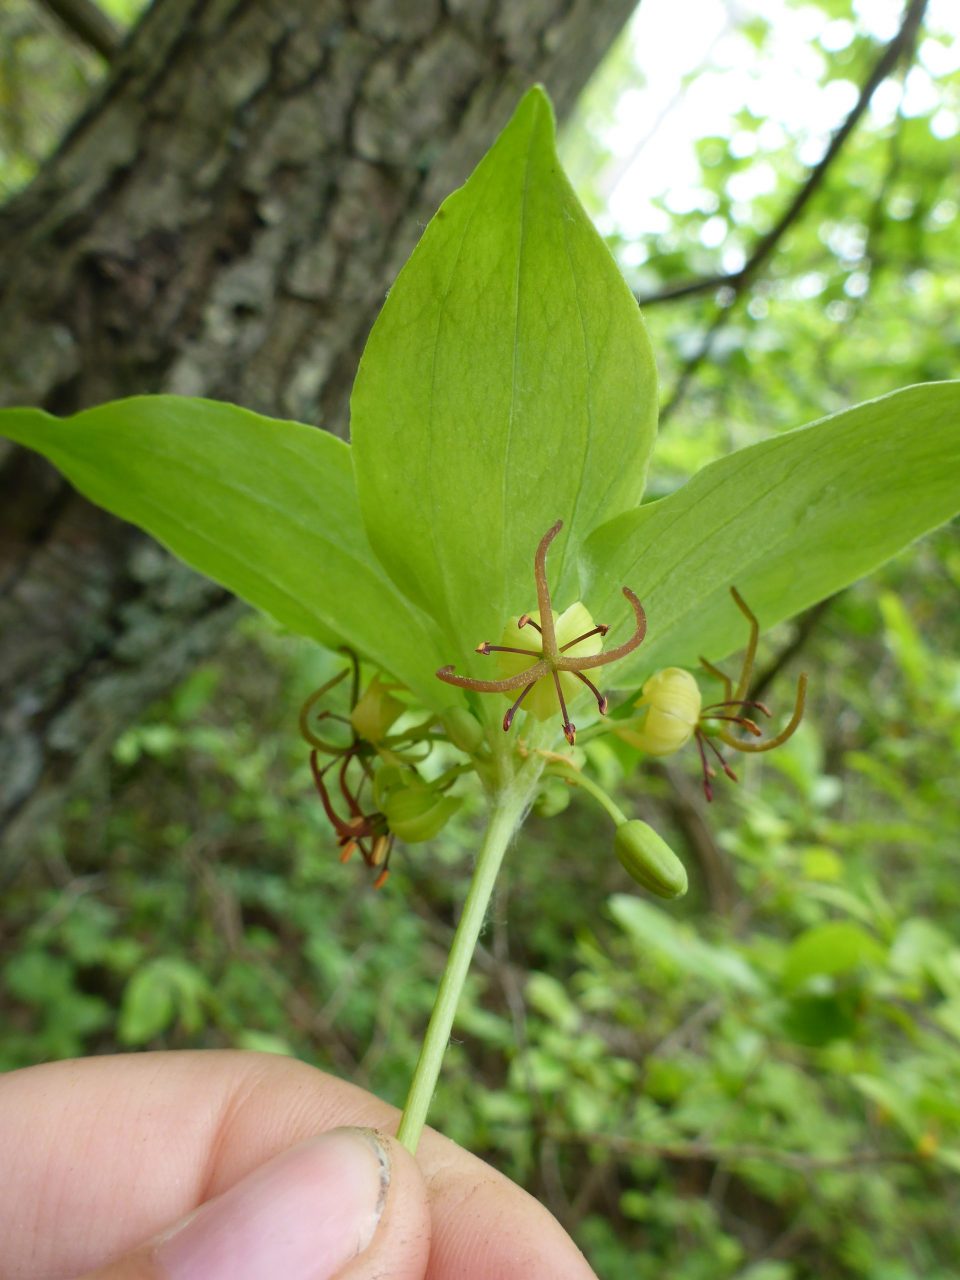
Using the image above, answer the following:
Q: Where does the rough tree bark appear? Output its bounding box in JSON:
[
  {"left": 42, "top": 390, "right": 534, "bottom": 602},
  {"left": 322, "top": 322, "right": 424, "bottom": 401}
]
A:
[{"left": 0, "top": 0, "right": 639, "bottom": 865}]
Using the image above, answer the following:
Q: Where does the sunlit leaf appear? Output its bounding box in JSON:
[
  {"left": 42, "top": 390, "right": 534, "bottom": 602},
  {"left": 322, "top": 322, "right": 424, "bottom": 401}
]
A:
[{"left": 351, "top": 86, "right": 658, "bottom": 656}]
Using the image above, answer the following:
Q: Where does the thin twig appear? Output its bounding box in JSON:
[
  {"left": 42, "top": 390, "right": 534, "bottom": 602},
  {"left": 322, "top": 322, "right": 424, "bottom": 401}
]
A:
[
  {"left": 654, "top": 761, "right": 736, "bottom": 912},
  {"left": 568, "top": 1156, "right": 618, "bottom": 1230},
  {"left": 35, "top": 0, "right": 123, "bottom": 61},
  {"left": 653, "top": 0, "right": 930, "bottom": 425},
  {"left": 548, "top": 1129, "right": 923, "bottom": 1172},
  {"left": 749, "top": 595, "right": 834, "bottom": 705},
  {"left": 639, "top": 0, "right": 929, "bottom": 310}
]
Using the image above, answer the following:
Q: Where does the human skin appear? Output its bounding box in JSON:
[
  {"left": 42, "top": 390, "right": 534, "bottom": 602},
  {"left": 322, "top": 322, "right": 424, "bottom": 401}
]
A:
[{"left": 0, "top": 1050, "right": 598, "bottom": 1280}]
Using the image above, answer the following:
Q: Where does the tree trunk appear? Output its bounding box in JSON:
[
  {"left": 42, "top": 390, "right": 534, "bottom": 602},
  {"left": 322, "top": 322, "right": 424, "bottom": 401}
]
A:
[{"left": 0, "top": 0, "right": 638, "bottom": 864}]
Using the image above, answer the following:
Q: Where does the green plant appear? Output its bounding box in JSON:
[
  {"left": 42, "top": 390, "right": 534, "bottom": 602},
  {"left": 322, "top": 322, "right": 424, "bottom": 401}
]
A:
[{"left": 2, "top": 87, "right": 958, "bottom": 1159}]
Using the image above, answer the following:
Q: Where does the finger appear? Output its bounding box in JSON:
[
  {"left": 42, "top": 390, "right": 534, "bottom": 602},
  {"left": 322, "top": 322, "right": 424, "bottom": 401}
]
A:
[
  {"left": 77, "top": 1129, "right": 430, "bottom": 1280},
  {"left": 0, "top": 1052, "right": 597, "bottom": 1280}
]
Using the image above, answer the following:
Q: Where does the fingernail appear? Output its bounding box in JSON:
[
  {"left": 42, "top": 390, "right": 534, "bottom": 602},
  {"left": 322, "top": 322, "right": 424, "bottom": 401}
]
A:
[{"left": 155, "top": 1129, "right": 389, "bottom": 1280}]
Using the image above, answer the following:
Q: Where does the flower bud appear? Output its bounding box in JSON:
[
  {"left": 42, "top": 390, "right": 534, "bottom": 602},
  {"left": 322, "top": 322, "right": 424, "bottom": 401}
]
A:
[
  {"left": 372, "top": 764, "right": 407, "bottom": 810},
  {"left": 384, "top": 787, "right": 461, "bottom": 843},
  {"left": 614, "top": 820, "right": 688, "bottom": 899},
  {"left": 350, "top": 675, "right": 405, "bottom": 743},
  {"left": 442, "top": 706, "right": 485, "bottom": 755},
  {"left": 614, "top": 668, "right": 701, "bottom": 756}
]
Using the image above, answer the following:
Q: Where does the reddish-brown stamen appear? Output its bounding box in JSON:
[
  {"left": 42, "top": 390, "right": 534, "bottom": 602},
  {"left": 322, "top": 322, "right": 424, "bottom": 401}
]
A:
[
  {"left": 503, "top": 681, "right": 537, "bottom": 731},
  {"left": 702, "top": 698, "right": 772, "bottom": 718},
  {"left": 706, "top": 713, "right": 763, "bottom": 737},
  {"left": 705, "top": 732, "right": 738, "bottom": 779},
  {"left": 552, "top": 670, "right": 576, "bottom": 745},
  {"left": 560, "top": 624, "right": 609, "bottom": 652},
  {"left": 436, "top": 521, "right": 647, "bottom": 744},
  {"left": 476, "top": 643, "right": 541, "bottom": 657},
  {"left": 572, "top": 669, "right": 609, "bottom": 715},
  {"left": 695, "top": 733, "right": 715, "bottom": 803}
]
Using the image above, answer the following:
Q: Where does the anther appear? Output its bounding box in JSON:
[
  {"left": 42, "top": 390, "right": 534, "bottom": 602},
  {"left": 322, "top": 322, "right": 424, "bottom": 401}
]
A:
[
  {"left": 552, "top": 670, "right": 576, "bottom": 745},
  {"left": 573, "top": 669, "right": 609, "bottom": 715},
  {"left": 703, "top": 698, "right": 772, "bottom": 718},
  {"left": 707, "top": 713, "right": 763, "bottom": 736},
  {"left": 560, "top": 624, "right": 610, "bottom": 652},
  {"left": 503, "top": 681, "right": 537, "bottom": 732},
  {"left": 480, "top": 643, "right": 540, "bottom": 657}
]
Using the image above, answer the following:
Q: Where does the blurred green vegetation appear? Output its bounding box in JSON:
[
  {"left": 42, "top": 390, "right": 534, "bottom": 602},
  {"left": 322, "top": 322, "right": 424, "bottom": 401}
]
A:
[{"left": 2, "top": 1, "right": 959, "bottom": 1276}]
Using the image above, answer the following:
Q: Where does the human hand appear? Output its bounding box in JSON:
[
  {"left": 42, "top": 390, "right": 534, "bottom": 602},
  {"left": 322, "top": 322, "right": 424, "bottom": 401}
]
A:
[{"left": 0, "top": 1050, "right": 598, "bottom": 1279}]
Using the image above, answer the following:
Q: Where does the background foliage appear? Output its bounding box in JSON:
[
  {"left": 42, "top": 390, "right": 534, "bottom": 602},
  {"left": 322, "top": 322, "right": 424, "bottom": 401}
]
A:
[{"left": 2, "top": 1, "right": 958, "bottom": 1277}]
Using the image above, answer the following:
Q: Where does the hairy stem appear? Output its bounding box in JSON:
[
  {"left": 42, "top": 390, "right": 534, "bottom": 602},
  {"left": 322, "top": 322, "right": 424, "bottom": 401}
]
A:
[{"left": 397, "top": 744, "right": 545, "bottom": 1152}]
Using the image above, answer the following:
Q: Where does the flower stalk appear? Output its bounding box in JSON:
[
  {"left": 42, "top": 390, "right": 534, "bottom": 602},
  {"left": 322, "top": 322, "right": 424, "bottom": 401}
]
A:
[{"left": 396, "top": 734, "right": 548, "bottom": 1153}]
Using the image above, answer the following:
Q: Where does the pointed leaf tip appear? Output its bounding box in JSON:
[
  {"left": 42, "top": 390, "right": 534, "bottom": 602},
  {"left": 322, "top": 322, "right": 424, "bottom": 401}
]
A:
[
  {"left": 516, "top": 83, "right": 556, "bottom": 131},
  {"left": 351, "top": 86, "right": 658, "bottom": 655}
]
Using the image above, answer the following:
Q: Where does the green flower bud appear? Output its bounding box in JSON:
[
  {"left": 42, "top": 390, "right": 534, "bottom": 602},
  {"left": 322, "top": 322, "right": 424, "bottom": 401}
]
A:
[
  {"left": 442, "top": 706, "right": 485, "bottom": 755},
  {"left": 384, "top": 787, "right": 462, "bottom": 843},
  {"left": 614, "top": 668, "right": 702, "bottom": 757},
  {"left": 372, "top": 764, "right": 407, "bottom": 810},
  {"left": 350, "top": 675, "right": 405, "bottom": 743},
  {"left": 533, "top": 777, "right": 572, "bottom": 818},
  {"left": 614, "top": 820, "right": 688, "bottom": 899}
]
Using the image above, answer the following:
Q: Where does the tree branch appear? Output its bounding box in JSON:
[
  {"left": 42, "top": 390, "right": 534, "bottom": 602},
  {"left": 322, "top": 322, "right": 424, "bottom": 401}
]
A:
[
  {"left": 35, "top": 0, "right": 123, "bottom": 61},
  {"left": 658, "top": 0, "right": 928, "bottom": 425},
  {"left": 651, "top": 761, "right": 736, "bottom": 913},
  {"left": 640, "top": 0, "right": 929, "bottom": 311},
  {"left": 548, "top": 1129, "right": 924, "bottom": 1173},
  {"left": 749, "top": 595, "right": 835, "bottom": 705}
]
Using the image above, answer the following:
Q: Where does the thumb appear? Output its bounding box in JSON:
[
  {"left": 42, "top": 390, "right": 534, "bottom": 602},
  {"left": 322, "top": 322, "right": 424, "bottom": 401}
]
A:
[{"left": 79, "top": 1128, "right": 431, "bottom": 1280}]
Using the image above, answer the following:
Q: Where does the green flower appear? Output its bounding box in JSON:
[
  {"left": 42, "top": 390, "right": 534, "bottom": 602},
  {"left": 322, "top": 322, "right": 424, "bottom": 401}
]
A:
[{"left": 437, "top": 521, "right": 646, "bottom": 745}]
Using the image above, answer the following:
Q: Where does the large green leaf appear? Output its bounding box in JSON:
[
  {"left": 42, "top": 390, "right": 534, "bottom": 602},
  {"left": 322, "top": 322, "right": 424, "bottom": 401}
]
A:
[
  {"left": 0, "top": 397, "right": 450, "bottom": 710},
  {"left": 351, "top": 86, "right": 658, "bottom": 657},
  {"left": 582, "top": 382, "right": 960, "bottom": 687}
]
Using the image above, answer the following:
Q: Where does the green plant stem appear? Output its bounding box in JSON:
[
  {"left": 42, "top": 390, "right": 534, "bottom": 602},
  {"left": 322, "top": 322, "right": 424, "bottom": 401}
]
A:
[
  {"left": 546, "top": 758, "right": 627, "bottom": 827},
  {"left": 396, "top": 750, "right": 543, "bottom": 1153}
]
